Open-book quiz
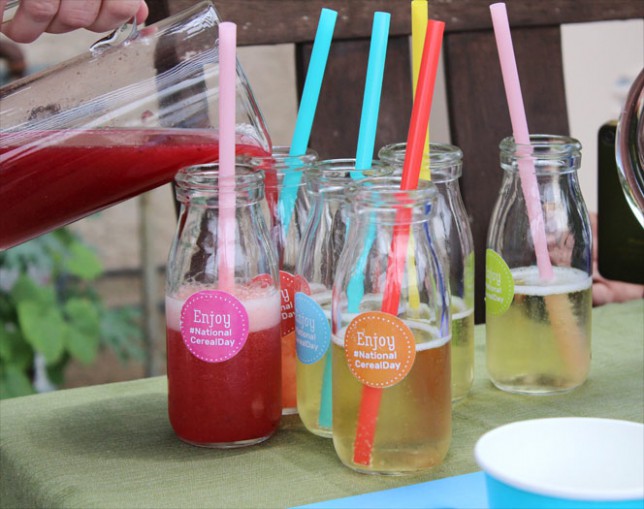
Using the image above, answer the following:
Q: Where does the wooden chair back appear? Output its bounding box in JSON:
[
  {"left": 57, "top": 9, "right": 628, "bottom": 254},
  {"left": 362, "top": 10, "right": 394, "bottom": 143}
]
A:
[{"left": 147, "top": 0, "right": 643, "bottom": 322}]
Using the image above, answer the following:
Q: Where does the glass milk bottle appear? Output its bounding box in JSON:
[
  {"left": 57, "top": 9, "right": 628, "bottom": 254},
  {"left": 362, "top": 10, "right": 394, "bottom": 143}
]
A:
[
  {"left": 250, "top": 147, "right": 318, "bottom": 415},
  {"left": 331, "top": 177, "right": 452, "bottom": 474},
  {"left": 486, "top": 135, "right": 592, "bottom": 394},
  {"left": 379, "top": 143, "right": 475, "bottom": 401},
  {"left": 165, "top": 164, "right": 281, "bottom": 447},
  {"left": 295, "top": 159, "right": 392, "bottom": 438}
]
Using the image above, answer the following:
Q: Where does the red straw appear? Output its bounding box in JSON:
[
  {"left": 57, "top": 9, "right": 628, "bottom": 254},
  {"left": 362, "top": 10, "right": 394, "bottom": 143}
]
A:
[{"left": 353, "top": 19, "right": 445, "bottom": 466}]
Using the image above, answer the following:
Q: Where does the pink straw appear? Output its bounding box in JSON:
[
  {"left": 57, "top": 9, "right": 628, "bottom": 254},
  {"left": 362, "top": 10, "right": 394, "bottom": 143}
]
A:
[
  {"left": 217, "top": 22, "right": 237, "bottom": 290},
  {"left": 490, "top": 3, "right": 553, "bottom": 280}
]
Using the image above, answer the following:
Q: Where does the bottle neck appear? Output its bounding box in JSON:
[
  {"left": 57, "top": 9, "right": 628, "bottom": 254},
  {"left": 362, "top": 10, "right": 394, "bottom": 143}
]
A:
[
  {"left": 174, "top": 163, "right": 264, "bottom": 208},
  {"left": 249, "top": 145, "right": 318, "bottom": 192},
  {"left": 350, "top": 177, "right": 437, "bottom": 226},
  {"left": 378, "top": 142, "right": 463, "bottom": 182},
  {"left": 500, "top": 134, "right": 582, "bottom": 176},
  {"left": 306, "top": 158, "right": 392, "bottom": 202}
]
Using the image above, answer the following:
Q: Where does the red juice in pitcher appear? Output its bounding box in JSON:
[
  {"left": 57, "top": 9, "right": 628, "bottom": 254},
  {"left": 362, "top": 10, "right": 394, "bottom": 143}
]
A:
[
  {"left": 165, "top": 286, "right": 282, "bottom": 446},
  {"left": 0, "top": 129, "right": 269, "bottom": 250}
]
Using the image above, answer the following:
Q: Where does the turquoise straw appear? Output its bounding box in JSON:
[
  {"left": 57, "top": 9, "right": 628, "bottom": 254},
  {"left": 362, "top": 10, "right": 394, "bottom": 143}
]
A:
[
  {"left": 352, "top": 12, "right": 390, "bottom": 177},
  {"left": 320, "top": 12, "right": 390, "bottom": 430},
  {"left": 318, "top": 351, "right": 333, "bottom": 428},
  {"left": 347, "top": 11, "right": 390, "bottom": 312},
  {"left": 278, "top": 8, "right": 337, "bottom": 235}
]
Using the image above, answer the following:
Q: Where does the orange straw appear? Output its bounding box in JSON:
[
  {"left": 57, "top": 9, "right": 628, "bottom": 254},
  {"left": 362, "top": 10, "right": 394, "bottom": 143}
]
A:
[{"left": 352, "top": 19, "right": 445, "bottom": 466}]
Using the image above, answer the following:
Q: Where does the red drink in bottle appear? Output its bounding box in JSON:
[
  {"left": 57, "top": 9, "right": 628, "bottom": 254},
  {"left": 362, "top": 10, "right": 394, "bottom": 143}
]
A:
[{"left": 165, "top": 286, "right": 282, "bottom": 446}]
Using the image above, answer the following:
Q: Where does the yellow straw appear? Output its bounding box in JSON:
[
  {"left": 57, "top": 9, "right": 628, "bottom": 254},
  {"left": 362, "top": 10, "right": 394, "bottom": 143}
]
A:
[
  {"left": 412, "top": 0, "right": 430, "bottom": 180},
  {"left": 406, "top": 0, "right": 429, "bottom": 312}
]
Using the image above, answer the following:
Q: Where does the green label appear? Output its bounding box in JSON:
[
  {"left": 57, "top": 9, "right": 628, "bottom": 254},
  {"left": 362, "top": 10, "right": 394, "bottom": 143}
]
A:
[{"left": 485, "top": 249, "right": 514, "bottom": 315}]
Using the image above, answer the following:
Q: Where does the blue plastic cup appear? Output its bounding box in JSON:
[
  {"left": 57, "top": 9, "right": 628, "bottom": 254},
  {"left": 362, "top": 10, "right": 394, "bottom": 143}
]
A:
[{"left": 475, "top": 418, "right": 644, "bottom": 509}]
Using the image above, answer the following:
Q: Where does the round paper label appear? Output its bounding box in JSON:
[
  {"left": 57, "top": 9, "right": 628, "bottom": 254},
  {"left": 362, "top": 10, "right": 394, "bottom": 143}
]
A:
[
  {"left": 295, "top": 293, "right": 331, "bottom": 364},
  {"left": 180, "top": 290, "right": 249, "bottom": 363},
  {"left": 485, "top": 249, "right": 515, "bottom": 316},
  {"left": 344, "top": 311, "right": 416, "bottom": 388}
]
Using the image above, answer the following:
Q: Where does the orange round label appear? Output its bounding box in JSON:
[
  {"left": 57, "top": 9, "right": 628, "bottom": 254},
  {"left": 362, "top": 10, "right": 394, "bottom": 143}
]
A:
[{"left": 343, "top": 311, "right": 416, "bottom": 388}]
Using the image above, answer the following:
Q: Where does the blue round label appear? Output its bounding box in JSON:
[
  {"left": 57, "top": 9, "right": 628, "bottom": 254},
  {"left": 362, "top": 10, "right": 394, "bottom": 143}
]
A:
[{"left": 295, "top": 292, "right": 331, "bottom": 364}]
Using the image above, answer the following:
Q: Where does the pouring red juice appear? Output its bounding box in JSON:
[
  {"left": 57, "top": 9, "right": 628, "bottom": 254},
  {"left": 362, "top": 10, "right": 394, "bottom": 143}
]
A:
[{"left": 0, "top": 128, "right": 269, "bottom": 250}]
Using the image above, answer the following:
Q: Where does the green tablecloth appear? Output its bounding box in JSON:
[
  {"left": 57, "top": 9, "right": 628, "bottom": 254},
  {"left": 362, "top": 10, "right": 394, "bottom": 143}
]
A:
[{"left": 1, "top": 300, "right": 643, "bottom": 509}]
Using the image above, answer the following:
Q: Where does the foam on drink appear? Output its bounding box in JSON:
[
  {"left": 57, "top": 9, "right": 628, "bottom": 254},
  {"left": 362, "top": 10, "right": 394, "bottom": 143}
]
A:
[
  {"left": 331, "top": 317, "right": 451, "bottom": 473},
  {"left": 165, "top": 283, "right": 281, "bottom": 446},
  {"left": 511, "top": 266, "right": 592, "bottom": 295},
  {"left": 166, "top": 285, "right": 281, "bottom": 332}
]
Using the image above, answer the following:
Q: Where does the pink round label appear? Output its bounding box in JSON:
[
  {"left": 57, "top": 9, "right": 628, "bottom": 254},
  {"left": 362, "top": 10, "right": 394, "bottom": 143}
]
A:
[{"left": 180, "top": 290, "right": 249, "bottom": 363}]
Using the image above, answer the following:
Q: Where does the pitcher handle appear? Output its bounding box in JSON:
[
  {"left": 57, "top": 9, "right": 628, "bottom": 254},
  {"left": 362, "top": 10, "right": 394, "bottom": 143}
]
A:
[{"left": 1, "top": 0, "right": 20, "bottom": 25}]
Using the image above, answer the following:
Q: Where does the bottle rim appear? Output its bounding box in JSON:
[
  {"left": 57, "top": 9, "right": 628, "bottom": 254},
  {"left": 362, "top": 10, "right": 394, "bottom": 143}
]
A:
[
  {"left": 499, "top": 134, "right": 582, "bottom": 157},
  {"left": 378, "top": 142, "right": 463, "bottom": 181},
  {"left": 349, "top": 176, "right": 438, "bottom": 210},
  {"left": 306, "top": 158, "right": 393, "bottom": 193},
  {"left": 247, "top": 145, "right": 318, "bottom": 173},
  {"left": 499, "top": 134, "right": 582, "bottom": 175},
  {"left": 174, "top": 163, "right": 264, "bottom": 199}
]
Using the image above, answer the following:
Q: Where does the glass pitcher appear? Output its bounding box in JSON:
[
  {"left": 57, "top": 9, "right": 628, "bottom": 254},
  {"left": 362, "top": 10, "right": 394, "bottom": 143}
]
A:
[
  {"left": 616, "top": 67, "right": 644, "bottom": 227},
  {"left": 0, "top": 0, "right": 271, "bottom": 250}
]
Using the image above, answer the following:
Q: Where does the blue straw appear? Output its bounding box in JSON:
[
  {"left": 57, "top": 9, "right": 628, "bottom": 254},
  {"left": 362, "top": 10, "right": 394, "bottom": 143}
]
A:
[
  {"left": 320, "top": 12, "right": 390, "bottom": 429},
  {"left": 347, "top": 12, "right": 390, "bottom": 312},
  {"left": 278, "top": 8, "right": 337, "bottom": 235},
  {"left": 318, "top": 351, "right": 333, "bottom": 428},
  {"left": 354, "top": 11, "right": 390, "bottom": 174}
]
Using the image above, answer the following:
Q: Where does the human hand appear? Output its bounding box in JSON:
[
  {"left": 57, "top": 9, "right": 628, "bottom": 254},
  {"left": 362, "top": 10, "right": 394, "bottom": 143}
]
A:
[
  {"left": 590, "top": 213, "right": 644, "bottom": 306},
  {"left": 1, "top": 0, "right": 149, "bottom": 43}
]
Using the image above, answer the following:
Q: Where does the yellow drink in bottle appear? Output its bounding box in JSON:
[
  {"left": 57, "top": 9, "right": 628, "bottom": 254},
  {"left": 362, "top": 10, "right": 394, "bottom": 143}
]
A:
[
  {"left": 451, "top": 297, "right": 475, "bottom": 401},
  {"left": 486, "top": 266, "right": 592, "bottom": 394},
  {"left": 296, "top": 289, "right": 333, "bottom": 437},
  {"left": 297, "top": 349, "right": 331, "bottom": 437},
  {"left": 332, "top": 320, "right": 451, "bottom": 474}
]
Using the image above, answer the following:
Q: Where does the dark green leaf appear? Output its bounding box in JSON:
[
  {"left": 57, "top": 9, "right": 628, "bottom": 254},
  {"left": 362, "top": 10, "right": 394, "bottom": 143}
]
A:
[
  {"left": 65, "top": 298, "right": 100, "bottom": 336},
  {"left": 64, "top": 298, "right": 100, "bottom": 364},
  {"left": 65, "top": 328, "right": 99, "bottom": 364},
  {"left": 0, "top": 365, "right": 35, "bottom": 399},
  {"left": 0, "top": 325, "right": 12, "bottom": 359},
  {"left": 100, "top": 307, "right": 144, "bottom": 361},
  {"left": 0, "top": 293, "right": 18, "bottom": 320},
  {"left": 46, "top": 357, "right": 68, "bottom": 386},
  {"left": 17, "top": 301, "right": 65, "bottom": 363},
  {"left": 63, "top": 241, "right": 102, "bottom": 280},
  {"left": 10, "top": 275, "right": 55, "bottom": 306},
  {"left": 0, "top": 327, "right": 33, "bottom": 369}
]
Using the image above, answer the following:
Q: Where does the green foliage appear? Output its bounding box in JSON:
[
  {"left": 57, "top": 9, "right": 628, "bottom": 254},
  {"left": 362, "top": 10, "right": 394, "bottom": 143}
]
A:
[{"left": 0, "top": 228, "right": 142, "bottom": 399}]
